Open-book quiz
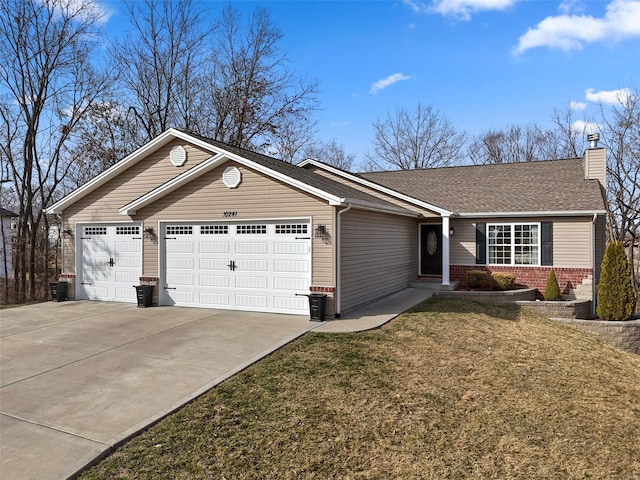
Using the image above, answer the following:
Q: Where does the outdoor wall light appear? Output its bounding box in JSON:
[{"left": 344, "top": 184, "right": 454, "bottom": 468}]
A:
[
  {"left": 314, "top": 224, "right": 327, "bottom": 239},
  {"left": 61, "top": 229, "right": 72, "bottom": 239},
  {"left": 449, "top": 227, "right": 455, "bottom": 237},
  {"left": 143, "top": 227, "right": 155, "bottom": 239}
]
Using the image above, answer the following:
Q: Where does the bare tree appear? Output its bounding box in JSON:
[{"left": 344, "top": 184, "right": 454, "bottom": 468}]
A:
[
  {"left": 598, "top": 87, "right": 640, "bottom": 298},
  {"left": 113, "top": 0, "right": 213, "bottom": 142},
  {"left": 303, "top": 139, "right": 356, "bottom": 171},
  {"left": 200, "top": 5, "right": 319, "bottom": 151},
  {"left": 0, "top": 0, "right": 111, "bottom": 301},
  {"left": 63, "top": 101, "right": 139, "bottom": 189},
  {"left": 365, "top": 103, "right": 466, "bottom": 170},
  {"left": 263, "top": 115, "right": 317, "bottom": 163},
  {"left": 468, "top": 123, "right": 558, "bottom": 164},
  {"left": 550, "top": 104, "right": 591, "bottom": 159}
]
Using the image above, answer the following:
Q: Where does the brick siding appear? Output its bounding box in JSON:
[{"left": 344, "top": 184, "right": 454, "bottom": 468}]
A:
[{"left": 449, "top": 265, "right": 593, "bottom": 297}]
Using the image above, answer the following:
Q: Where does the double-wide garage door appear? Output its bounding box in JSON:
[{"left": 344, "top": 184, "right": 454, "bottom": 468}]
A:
[{"left": 162, "top": 221, "right": 311, "bottom": 314}]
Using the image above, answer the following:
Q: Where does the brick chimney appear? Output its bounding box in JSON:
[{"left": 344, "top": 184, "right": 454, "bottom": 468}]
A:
[{"left": 584, "top": 133, "right": 606, "bottom": 188}]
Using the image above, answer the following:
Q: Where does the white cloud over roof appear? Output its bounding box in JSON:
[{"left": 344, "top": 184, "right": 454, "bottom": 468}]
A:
[
  {"left": 515, "top": 0, "right": 640, "bottom": 54},
  {"left": 572, "top": 120, "right": 600, "bottom": 134},
  {"left": 404, "top": 0, "right": 516, "bottom": 20},
  {"left": 369, "top": 73, "right": 413, "bottom": 94}
]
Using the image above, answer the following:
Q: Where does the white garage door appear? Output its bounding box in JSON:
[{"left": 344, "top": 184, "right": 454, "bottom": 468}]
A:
[
  {"left": 78, "top": 224, "right": 142, "bottom": 302},
  {"left": 162, "top": 221, "right": 311, "bottom": 314}
]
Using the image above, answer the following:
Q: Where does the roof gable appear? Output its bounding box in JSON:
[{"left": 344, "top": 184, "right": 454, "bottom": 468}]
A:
[
  {"left": 48, "top": 129, "right": 416, "bottom": 218},
  {"left": 46, "top": 129, "right": 221, "bottom": 214},
  {"left": 298, "top": 159, "right": 452, "bottom": 216}
]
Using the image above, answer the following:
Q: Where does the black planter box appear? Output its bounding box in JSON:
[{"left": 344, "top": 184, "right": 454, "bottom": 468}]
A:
[
  {"left": 134, "top": 285, "right": 154, "bottom": 308},
  {"left": 49, "top": 282, "right": 68, "bottom": 302}
]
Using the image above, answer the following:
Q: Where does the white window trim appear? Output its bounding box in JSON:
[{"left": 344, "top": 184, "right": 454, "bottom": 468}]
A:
[{"left": 487, "top": 222, "right": 541, "bottom": 266}]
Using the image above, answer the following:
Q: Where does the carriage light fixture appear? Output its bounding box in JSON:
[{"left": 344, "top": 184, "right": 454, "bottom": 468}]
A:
[
  {"left": 61, "top": 229, "right": 72, "bottom": 239},
  {"left": 449, "top": 227, "right": 455, "bottom": 236},
  {"left": 314, "top": 224, "right": 327, "bottom": 239},
  {"left": 143, "top": 227, "right": 155, "bottom": 239}
]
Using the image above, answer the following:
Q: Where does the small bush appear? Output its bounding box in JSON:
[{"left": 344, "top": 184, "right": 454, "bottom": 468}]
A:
[
  {"left": 492, "top": 272, "right": 515, "bottom": 291},
  {"left": 544, "top": 268, "right": 562, "bottom": 301},
  {"left": 597, "top": 242, "right": 636, "bottom": 321},
  {"left": 479, "top": 277, "right": 496, "bottom": 291},
  {"left": 466, "top": 270, "right": 490, "bottom": 289}
]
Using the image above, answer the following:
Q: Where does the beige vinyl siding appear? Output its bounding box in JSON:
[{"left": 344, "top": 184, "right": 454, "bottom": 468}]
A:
[
  {"left": 306, "top": 165, "right": 439, "bottom": 218},
  {"left": 584, "top": 148, "right": 606, "bottom": 186},
  {"left": 340, "top": 209, "right": 417, "bottom": 312},
  {"left": 136, "top": 162, "right": 334, "bottom": 285},
  {"left": 449, "top": 216, "right": 594, "bottom": 268}
]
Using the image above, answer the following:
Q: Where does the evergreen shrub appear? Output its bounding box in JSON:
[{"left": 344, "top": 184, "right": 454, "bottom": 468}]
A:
[
  {"left": 544, "top": 268, "right": 562, "bottom": 301},
  {"left": 596, "top": 242, "right": 635, "bottom": 321}
]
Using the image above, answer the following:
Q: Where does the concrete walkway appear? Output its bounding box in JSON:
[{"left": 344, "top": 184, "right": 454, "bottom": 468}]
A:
[{"left": 0, "top": 288, "right": 432, "bottom": 480}]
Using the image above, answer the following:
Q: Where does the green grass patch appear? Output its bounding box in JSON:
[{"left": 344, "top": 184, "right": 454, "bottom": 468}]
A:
[{"left": 80, "top": 297, "right": 640, "bottom": 479}]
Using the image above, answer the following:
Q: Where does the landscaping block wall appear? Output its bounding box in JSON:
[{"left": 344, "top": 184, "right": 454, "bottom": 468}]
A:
[
  {"left": 516, "top": 300, "right": 592, "bottom": 320},
  {"left": 450, "top": 265, "right": 592, "bottom": 298},
  {"left": 553, "top": 318, "right": 640, "bottom": 355}
]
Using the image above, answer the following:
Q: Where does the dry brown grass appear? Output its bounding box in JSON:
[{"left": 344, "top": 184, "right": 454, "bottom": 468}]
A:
[{"left": 80, "top": 297, "right": 640, "bottom": 479}]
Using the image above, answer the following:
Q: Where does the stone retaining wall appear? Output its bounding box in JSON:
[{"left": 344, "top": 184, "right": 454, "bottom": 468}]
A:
[
  {"left": 516, "top": 300, "right": 592, "bottom": 320},
  {"left": 438, "top": 288, "right": 536, "bottom": 303},
  {"left": 553, "top": 318, "right": 640, "bottom": 354}
]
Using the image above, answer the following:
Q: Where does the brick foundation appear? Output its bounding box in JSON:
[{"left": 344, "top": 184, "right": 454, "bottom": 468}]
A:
[
  {"left": 450, "top": 265, "right": 593, "bottom": 298},
  {"left": 140, "top": 276, "right": 159, "bottom": 306}
]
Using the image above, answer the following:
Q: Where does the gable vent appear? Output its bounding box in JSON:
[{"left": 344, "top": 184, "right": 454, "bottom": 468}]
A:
[
  {"left": 223, "top": 166, "right": 241, "bottom": 188},
  {"left": 170, "top": 145, "right": 187, "bottom": 167}
]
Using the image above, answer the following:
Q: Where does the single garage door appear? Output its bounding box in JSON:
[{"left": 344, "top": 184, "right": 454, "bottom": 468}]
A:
[
  {"left": 78, "top": 224, "right": 142, "bottom": 302},
  {"left": 162, "top": 221, "right": 311, "bottom": 314}
]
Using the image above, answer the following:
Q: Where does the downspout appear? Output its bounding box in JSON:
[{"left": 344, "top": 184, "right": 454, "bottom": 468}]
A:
[
  {"left": 592, "top": 212, "right": 598, "bottom": 315},
  {"left": 335, "top": 203, "right": 352, "bottom": 318}
]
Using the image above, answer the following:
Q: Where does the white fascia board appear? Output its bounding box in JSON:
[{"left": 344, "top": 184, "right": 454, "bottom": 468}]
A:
[
  {"left": 120, "top": 147, "right": 345, "bottom": 215},
  {"left": 298, "top": 159, "right": 452, "bottom": 217},
  {"left": 456, "top": 210, "right": 608, "bottom": 218},
  {"left": 120, "top": 153, "right": 226, "bottom": 215},
  {"left": 46, "top": 129, "right": 221, "bottom": 214}
]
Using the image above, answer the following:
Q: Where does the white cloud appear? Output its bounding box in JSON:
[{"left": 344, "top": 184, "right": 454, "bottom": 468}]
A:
[
  {"left": 585, "top": 87, "right": 633, "bottom": 105},
  {"left": 570, "top": 100, "right": 587, "bottom": 110},
  {"left": 572, "top": 120, "right": 600, "bottom": 134},
  {"left": 559, "top": 0, "right": 585, "bottom": 15},
  {"left": 369, "top": 73, "right": 413, "bottom": 94},
  {"left": 42, "top": 0, "right": 111, "bottom": 24},
  {"left": 403, "top": 0, "right": 517, "bottom": 20},
  {"left": 515, "top": 0, "right": 640, "bottom": 54}
]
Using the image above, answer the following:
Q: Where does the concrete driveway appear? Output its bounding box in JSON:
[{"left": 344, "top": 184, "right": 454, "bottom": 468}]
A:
[{"left": 0, "top": 301, "right": 316, "bottom": 480}]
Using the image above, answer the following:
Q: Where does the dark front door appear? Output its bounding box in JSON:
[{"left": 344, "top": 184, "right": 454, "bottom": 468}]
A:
[{"left": 420, "top": 224, "right": 442, "bottom": 275}]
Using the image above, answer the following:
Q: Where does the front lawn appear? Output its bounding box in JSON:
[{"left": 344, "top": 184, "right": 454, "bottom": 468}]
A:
[{"left": 80, "top": 297, "right": 640, "bottom": 479}]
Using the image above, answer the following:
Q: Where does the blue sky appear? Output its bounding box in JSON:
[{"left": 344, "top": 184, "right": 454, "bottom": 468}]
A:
[{"left": 101, "top": 0, "right": 640, "bottom": 162}]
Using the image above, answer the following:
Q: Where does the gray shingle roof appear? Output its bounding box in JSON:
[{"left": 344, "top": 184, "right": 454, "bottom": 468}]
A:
[
  {"left": 359, "top": 159, "right": 606, "bottom": 214},
  {"left": 0, "top": 207, "right": 17, "bottom": 217},
  {"left": 187, "top": 133, "right": 415, "bottom": 213}
]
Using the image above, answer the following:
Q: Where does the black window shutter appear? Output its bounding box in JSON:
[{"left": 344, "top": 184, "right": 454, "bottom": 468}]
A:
[
  {"left": 541, "top": 221, "right": 553, "bottom": 266},
  {"left": 475, "top": 223, "right": 486, "bottom": 264}
]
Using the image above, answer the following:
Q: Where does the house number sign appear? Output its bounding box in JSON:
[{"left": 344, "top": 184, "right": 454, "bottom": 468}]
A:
[{"left": 223, "top": 211, "right": 238, "bottom": 217}]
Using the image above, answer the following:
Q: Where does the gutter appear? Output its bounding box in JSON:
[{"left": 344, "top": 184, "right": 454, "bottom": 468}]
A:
[{"left": 335, "top": 203, "right": 353, "bottom": 318}]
